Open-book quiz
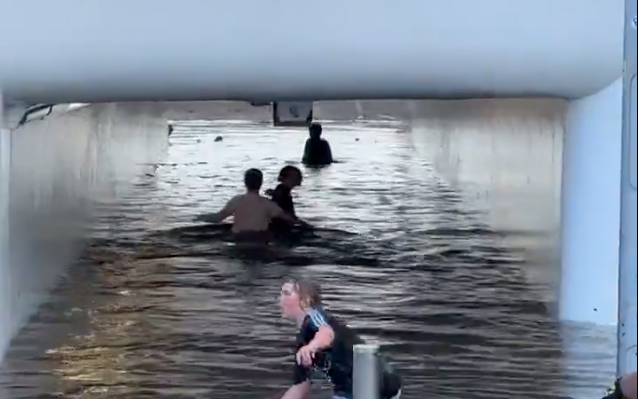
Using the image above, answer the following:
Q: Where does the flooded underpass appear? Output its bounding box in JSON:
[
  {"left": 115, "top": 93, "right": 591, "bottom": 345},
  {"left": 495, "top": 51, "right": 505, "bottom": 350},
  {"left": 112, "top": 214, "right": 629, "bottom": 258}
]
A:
[{"left": 0, "top": 101, "right": 615, "bottom": 398}]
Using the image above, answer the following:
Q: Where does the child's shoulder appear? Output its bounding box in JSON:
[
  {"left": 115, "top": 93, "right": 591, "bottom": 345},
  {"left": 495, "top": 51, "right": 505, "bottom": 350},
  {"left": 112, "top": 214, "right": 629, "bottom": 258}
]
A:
[{"left": 305, "top": 307, "right": 329, "bottom": 329}]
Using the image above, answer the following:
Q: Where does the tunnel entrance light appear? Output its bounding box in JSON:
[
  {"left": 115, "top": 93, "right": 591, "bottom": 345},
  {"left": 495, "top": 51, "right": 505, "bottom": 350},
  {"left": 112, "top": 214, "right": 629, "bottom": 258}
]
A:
[{"left": 272, "top": 101, "right": 313, "bottom": 127}]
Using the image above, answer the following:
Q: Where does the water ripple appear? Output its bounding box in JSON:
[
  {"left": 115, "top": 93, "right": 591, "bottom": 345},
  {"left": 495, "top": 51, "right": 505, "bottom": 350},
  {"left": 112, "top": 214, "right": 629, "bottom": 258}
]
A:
[{"left": 1, "top": 119, "right": 613, "bottom": 398}]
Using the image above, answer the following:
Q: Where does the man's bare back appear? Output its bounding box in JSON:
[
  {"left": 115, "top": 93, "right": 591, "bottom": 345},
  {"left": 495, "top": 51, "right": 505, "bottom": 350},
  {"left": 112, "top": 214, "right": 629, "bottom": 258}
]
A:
[
  {"left": 194, "top": 168, "right": 300, "bottom": 241},
  {"left": 223, "top": 192, "right": 286, "bottom": 233},
  {"left": 195, "top": 192, "right": 297, "bottom": 234}
]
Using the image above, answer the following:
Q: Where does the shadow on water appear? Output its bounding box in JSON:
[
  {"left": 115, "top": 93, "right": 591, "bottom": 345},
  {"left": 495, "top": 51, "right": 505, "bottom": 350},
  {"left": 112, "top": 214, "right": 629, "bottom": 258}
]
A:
[{"left": 0, "top": 117, "right": 596, "bottom": 399}]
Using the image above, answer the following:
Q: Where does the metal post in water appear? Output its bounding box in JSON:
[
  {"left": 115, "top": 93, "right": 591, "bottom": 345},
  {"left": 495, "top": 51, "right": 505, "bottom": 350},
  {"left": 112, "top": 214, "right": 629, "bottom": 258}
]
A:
[
  {"left": 617, "top": 0, "right": 637, "bottom": 377},
  {"left": 353, "top": 344, "right": 380, "bottom": 399}
]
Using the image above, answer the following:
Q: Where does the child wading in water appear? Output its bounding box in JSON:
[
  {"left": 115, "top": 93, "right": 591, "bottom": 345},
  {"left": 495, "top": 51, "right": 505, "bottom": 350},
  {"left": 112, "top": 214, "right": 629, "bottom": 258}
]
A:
[
  {"left": 278, "top": 278, "right": 402, "bottom": 399},
  {"left": 267, "top": 165, "right": 311, "bottom": 241}
]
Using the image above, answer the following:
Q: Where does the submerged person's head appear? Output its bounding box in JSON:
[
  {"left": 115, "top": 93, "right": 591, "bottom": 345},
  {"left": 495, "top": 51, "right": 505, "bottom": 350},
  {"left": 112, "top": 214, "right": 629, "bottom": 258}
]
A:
[
  {"left": 244, "top": 168, "right": 263, "bottom": 192},
  {"left": 277, "top": 165, "right": 303, "bottom": 188},
  {"left": 280, "top": 277, "right": 323, "bottom": 318},
  {"left": 308, "top": 123, "right": 322, "bottom": 140}
]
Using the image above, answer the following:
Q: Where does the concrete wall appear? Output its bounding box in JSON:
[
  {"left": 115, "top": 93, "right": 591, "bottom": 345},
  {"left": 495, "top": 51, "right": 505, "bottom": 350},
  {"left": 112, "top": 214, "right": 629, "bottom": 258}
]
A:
[
  {"left": 0, "top": 103, "right": 167, "bottom": 359},
  {"left": 409, "top": 99, "right": 565, "bottom": 301}
]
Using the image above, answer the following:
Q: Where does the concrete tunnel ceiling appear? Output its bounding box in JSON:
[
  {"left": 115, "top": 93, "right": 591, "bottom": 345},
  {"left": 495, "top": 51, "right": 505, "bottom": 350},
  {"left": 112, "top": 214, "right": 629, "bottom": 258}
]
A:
[{"left": 0, "top": 0, "right": 625, "bottom": 104}]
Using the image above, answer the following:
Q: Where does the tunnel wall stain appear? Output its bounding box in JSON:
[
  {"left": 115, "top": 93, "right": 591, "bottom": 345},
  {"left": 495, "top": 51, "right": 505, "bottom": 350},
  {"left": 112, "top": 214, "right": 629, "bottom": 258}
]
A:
[
  {"left": 1, "top": 103, "right": 167, "bottom": 359},
  {"left": 410, "top": 99, "right": 565, "bottom": 301}
]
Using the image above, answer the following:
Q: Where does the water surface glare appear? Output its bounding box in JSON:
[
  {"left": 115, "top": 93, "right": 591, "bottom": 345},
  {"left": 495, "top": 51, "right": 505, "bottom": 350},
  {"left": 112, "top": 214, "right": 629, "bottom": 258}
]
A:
[{"left": 2, "top": 118, "right": 614, "bottom": 398}]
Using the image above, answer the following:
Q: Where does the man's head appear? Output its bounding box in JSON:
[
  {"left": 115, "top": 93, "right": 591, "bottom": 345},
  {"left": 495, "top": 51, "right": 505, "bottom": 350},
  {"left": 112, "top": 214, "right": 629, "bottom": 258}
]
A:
[
  {"left": 308, "top": 123, "right": 322, "bottom": 140},
  {"left": 280, "top": 277, "right": 323, "bottom": 318},
  {"left": 244, "top": 168, "right": 263, "bottom": 191},
  {"left": 277, "top": 165, "right": 303, "bottom": 187}
]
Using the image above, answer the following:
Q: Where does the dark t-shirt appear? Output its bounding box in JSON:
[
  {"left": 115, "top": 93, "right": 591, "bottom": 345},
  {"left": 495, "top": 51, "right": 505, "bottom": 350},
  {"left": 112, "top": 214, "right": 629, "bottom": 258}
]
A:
[
  {"left": 270, "top": 184, "right": 295, "bottom": 216},
  {"left": 269, "top": 184, "right": 295, "bottom": 235},
  {"left": 292, "top": 308, "right": 401, "bottom": 399},
  {"left": 302, "top": 138, "right": 333, "bottom": 165}
]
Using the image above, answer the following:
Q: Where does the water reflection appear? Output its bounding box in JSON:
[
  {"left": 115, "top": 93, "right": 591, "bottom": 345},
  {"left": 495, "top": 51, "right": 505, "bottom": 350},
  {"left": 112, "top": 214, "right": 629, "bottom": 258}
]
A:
[{"left": 1, "top": 116, "right": 611, "bottom": 398}]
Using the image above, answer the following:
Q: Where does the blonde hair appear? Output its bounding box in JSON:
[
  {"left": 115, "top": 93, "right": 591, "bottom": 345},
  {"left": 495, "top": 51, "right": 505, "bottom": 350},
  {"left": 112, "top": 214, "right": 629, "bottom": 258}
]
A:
[{"left": 286, "top": 277, "right": 323, "bottom": 309}]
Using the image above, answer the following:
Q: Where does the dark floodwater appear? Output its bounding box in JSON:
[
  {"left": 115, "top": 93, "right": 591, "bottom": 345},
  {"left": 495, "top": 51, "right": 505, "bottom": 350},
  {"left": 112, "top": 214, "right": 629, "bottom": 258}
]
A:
[{"left": 0, "top": 119, "right": 612, "bottom": 398}]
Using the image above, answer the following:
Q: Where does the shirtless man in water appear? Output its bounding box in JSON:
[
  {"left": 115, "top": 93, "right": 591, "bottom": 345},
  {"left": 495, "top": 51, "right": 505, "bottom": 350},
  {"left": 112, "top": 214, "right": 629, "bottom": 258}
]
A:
[{"left": 194, "top": 168, "right": 302, "bottom": 241}]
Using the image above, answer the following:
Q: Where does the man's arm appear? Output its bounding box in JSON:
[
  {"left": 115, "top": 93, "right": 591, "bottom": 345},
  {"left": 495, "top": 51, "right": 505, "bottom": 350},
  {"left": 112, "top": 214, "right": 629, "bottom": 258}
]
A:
[
  {"left": 194, "top": 196, "right": 237, "bottom": 223},
  {"left": 296, "top": 309, "right": 335, "bottom": 366},
  {"left": 266, "top": 198, "right": 310, "bottom": 227},
  {"left": 305, "top": 308, "right": 335, "bottom": 351},
  {"left": 280, "top": 381, "right": 310, "bottom": 399},
  {"left": 269, "top": 202, "right": 300, "bottom": 225},
  {"left": 280, "top": 359, "right": 311, "bottom": 399}
]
